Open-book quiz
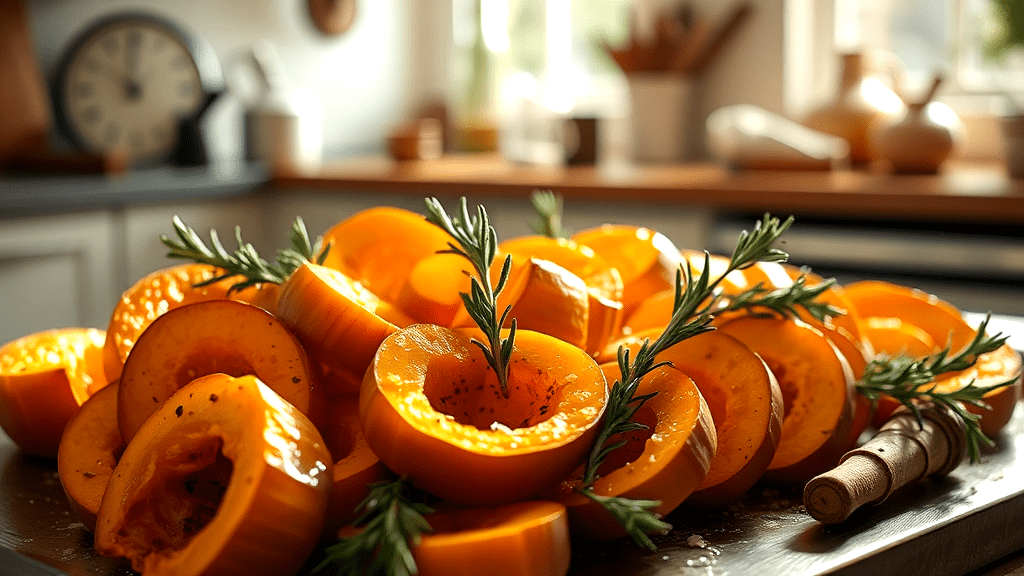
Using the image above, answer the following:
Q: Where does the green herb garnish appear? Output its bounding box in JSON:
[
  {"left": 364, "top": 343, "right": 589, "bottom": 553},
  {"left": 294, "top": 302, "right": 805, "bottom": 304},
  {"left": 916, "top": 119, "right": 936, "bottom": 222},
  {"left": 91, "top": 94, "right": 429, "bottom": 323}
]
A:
[
  {"left": 714, "top": 273, "right": 846, "bottom": 322},
  {"left": 529, "top": 190, "right": 567, "bottom": 239},
  {"left": 315, "top": 478, "right": 433, "bottom": 576},
  {"left": 856, "top": 315, "right": 1015, "bottom": 462},
  {"left": 424, "top": 197, "right": 516, "bottom": 397},
  {"left": 161, "top": 215, "right": 329, "bottom": 292}
]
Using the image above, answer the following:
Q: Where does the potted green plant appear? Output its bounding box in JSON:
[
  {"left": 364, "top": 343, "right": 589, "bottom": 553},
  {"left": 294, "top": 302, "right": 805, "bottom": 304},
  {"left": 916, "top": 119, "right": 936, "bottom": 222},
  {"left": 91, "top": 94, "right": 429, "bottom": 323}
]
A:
[{"left": 987, "top": 0, "right": 1024, "bottom": 176}]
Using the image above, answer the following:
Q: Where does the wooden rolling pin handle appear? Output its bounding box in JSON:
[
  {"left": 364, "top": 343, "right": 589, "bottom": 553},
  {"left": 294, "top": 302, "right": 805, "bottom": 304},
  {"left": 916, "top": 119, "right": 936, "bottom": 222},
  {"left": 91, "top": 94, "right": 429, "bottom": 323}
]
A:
[{"left": 804, "top": 403, "right": 967, "bottom": 524}]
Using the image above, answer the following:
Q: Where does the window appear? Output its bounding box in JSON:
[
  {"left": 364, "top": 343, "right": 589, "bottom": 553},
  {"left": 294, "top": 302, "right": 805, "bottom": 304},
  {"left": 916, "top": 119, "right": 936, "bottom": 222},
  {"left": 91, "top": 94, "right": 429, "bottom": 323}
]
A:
[{"left": 835, "top": 0, "right": 1024, "bottom": 98}]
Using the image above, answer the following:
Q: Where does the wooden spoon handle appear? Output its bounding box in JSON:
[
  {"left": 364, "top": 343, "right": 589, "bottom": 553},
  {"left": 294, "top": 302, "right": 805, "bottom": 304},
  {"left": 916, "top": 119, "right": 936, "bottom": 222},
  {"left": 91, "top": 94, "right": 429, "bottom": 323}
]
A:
[{"left": 803, "top": 402, "right": 966, "bottom": 524}]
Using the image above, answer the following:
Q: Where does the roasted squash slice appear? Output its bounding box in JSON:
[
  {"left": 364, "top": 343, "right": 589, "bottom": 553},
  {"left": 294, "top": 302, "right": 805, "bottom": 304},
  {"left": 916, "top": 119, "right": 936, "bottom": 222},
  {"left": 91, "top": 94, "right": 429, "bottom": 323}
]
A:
[
  {"left": 844, "top": 280, "right": 975, "bottom": 351},
  {"left": 103, "top": 263, "right": 279, "bottom": 383},
  {"left": 572, "top": 225, "right": 682, "bottom": 317},
  {"left": 550, "top": 363, "right": 716, "bottom": 540},
  {"left": 94, "top": 374, "right": 331, "bottom": 576},
  {"left": 58, "top": 381, "right": 123, "bottom": 532},
  {"left": 361, "top": 324, "right": 607, "bottom": 505},
  {"left": 718, "top": 316, "right": 856, "bottom": 483},
  {"left": 500, "top": 235, "right": 625, "bottom": 355},
  {"left": 277, "top": 262, "right": 403, "bottom": 380},
  {"left": 321, "top": 394, "right": 390, "bottom": 534},
  {"left": 320, "top": 206, "right": 454, "bottom": 304},
  {"left": 450, "top": 256, "right": 591, "bottom": 350},
  {"left": 117, "top": 299, "right": 321, "bottom": 444},
  {"left": 0, "top": 327, "right": 108, "bottom": 458},
  {"left": 412, "top": 500, "right": 571, "bottom": 576}
]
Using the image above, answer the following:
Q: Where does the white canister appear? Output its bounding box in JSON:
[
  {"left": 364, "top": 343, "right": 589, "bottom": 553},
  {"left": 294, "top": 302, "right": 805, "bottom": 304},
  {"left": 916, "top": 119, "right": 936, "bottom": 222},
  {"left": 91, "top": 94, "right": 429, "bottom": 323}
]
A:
[{"left": 628, "top": 74, "right": 695, "bottom": 163}]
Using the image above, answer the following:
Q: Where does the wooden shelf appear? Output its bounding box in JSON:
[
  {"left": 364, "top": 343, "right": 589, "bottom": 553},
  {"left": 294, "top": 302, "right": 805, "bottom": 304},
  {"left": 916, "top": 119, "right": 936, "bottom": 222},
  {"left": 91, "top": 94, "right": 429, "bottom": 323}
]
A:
[{"left": 273, "top": 155, "right": 1024, "bottom": 224}]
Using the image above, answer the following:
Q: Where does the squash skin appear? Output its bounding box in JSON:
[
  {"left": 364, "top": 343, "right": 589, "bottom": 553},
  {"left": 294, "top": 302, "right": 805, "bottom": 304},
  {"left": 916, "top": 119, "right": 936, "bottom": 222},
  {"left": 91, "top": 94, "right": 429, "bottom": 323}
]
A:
[
  {"left": 321, "top": 394, "right": 390, "bottom": 534},
  {"left": 95, "top": 374, "right": 331, "bottom": 576},
  {"left": 659, "top": 332, "right": 784, "bottom": 506},
  {"left": 360, "top": 325, "right": 608, "bottom": 506},
  {"left": 0, "top": 327, "right": 108, "bottom": 458},
  {"left": 413, "top": 501, "right": 571, "bottom": 576},
  {"left": 57, "top": 381, "right": 124, "bottom": 532},
  {"left": 551, "top": 364, "right": 716, "bottom": 540},
  {"left": 277, "top": 262, "right": 400, "bottom": 380},
  {"left": 117, "top": 299, "right": 321, "bottom": 444}
]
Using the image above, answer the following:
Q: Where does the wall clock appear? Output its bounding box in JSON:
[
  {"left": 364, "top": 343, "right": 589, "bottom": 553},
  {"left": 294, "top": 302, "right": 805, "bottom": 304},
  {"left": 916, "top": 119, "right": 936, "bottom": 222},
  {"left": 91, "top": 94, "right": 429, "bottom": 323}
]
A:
[{"left": 51, "top": 12, "right": 224, "bottom": 166}]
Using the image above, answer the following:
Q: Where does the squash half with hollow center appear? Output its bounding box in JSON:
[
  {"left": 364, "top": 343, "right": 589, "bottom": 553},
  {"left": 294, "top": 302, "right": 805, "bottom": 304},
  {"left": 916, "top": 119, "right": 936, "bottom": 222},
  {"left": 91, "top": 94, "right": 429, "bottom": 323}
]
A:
[
  {"left": 361, "top": 324, "right": 608, "bottom": 505},
  {"left": 94, "top": 374, "right": 332, "bottom": 576}
]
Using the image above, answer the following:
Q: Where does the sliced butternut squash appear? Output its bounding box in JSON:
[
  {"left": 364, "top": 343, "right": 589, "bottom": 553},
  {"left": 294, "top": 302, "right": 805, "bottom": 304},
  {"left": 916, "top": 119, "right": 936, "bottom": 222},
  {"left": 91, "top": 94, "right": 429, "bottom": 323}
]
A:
[
  {"left": 57, "top": 381, "right": 123, "bottom": 532},
  {"left": 360, "top": 324, "right": 608, "bottom": 505},
  {"left": 117, "top": 299, "right": 321, "bottom": 444},
  {"left": 500, "top": 235, "right": 625, "bottom": 355},
  {"left": 550, "top": 363, "right": 716, "bottom": 540},
  {"left": 397, "top": 252, "right": 475, "bottom": 326},
  {"left": 844, "top": 280, "right": 975, "bottom": 351},
  {"left": 718, "top": 316, "right": 855, "bottom": 484},
  {"left": 276, "top": 262, "right": 401, "bottom": 379},
  {"left": 321, "top": 394, "right": 390, "bottom": 534},
  {"left": 863, "top": 316, "right": 938, "bottom": 358},
  {"left": 0, "top": 327, "right": 108, "bottom": 458},
  {"left": 451, "top": 257, "right": 591, "bottom": 350},
  {"left": 414, "top": 501, "right": 571, "bottom": 576},
  {"left": 572, "top": 225, "right": 682, "bottom": 318},
  {"left": 103, "top": 263, "right": 279, "bottom": 383},
  {"left": 939, "top": 343, "right": 1021, "bottom": 438},
  {"left": 657, "top": 332, "right": 784, "bottom": 505},
  {"left": 94, "top": 374, "right": 331, "bottom": 576},
  {"left": 320, "top": 206, "right": 454, "bottom": 304}
]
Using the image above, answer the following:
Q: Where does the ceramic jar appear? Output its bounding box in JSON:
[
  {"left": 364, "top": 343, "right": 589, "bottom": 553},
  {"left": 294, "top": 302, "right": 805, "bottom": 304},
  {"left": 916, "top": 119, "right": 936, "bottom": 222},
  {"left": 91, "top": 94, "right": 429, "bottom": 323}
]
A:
[{"left": 869, "top": 101, "right": 962, "bottom": 174}]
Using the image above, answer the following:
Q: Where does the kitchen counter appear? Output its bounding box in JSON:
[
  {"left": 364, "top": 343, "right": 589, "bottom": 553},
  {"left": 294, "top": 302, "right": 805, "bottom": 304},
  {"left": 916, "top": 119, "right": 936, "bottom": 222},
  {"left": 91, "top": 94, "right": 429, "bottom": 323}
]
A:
[
  {"left": 0, "top": 162, "right": 268, "bottom": 219},
  {"left": 273, "top": 155, "right": 1024, "bottom": 225}
]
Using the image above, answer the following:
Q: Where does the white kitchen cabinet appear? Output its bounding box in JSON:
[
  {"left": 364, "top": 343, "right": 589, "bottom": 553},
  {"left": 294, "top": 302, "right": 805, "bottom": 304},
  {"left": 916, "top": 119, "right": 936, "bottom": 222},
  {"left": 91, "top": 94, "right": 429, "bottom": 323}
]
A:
[{"left": 0, "top": 210, "right": 117, "bottom": 345}]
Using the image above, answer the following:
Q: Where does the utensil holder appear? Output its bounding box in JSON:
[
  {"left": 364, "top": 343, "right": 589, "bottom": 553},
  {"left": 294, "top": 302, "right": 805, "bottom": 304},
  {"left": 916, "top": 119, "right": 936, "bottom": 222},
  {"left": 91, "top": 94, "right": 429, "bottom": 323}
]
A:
[{"left": 628, "top": 74, "right": 694, "bottom": 163}]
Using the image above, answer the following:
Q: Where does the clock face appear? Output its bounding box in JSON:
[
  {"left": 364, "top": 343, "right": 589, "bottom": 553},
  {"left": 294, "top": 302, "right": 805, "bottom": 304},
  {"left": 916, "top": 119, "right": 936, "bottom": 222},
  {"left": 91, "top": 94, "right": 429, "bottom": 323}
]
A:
[{"left": 59, "top": 18, "right": 206, "bottom": 163}]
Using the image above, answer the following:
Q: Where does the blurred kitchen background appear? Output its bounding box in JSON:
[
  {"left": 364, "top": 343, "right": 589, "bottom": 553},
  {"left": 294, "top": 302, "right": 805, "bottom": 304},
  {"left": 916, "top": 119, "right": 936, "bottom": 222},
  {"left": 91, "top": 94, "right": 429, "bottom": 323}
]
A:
[{"left": 1, "top": 0, "right": 1023, "bottom": 343}]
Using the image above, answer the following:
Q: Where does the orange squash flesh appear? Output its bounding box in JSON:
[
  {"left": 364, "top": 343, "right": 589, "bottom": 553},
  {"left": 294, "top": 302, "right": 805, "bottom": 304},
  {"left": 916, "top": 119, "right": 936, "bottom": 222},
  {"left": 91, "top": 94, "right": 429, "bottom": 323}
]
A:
[
  {"left": 360, "top": 324, "right": 607, "bottom": 505},
  {"left": 320, "top": 206, "right": 454, "bottom": 304},
  {"left": 816, "top": 324, "right": 873, "bottom": 450},
  {"left": 94, "top": 374, "right": 331, "bottom": 576},
  {"left": 572, "top": 225, "right": 682, "bottom": 318},
  {"left": 500, "top": 235, "right": 625, "bottom": 354},
  {"left": 321, "top": 394, "right": 390, "bottom": 534},
  {"left": 277, "top": 262, "right": 401, "bottom": 379},
  {"left": 117, "top": 299, "right": 321, "bottom": 444},
  {"left": 718, "top": 316, "right": 854, "bottom": 482},
  {"left": 863, "top": 316, "right": 938, "bottom": 358},
  {"left": 0, "top": 327, "right": 108, "bottom": 458},
  {"left": 103, "top": 263, "right": 280, "bottom": 383},
  {"left": 398, "top": 252, "right": 475, "bottom": 326},
  {"left": 413, "top": 501, "right": 571, "bottom": 576},
  {"left": 782, "top": 265, "right": 868, "bottom": 347},
  {"left": 938, "top": 343, "right": 1021, "bottom": 438},
  {"left": 57, "top": 381, "right": 124, "bottom": 532},
  {"left": 656, "top": 332, "right": 784, "bottom": 505},
  {"left": 550, "top": 363, "right": 716, "bottom": 540},
  {"left": 844, "top": 280, "right": 976, "bottom": 351}
]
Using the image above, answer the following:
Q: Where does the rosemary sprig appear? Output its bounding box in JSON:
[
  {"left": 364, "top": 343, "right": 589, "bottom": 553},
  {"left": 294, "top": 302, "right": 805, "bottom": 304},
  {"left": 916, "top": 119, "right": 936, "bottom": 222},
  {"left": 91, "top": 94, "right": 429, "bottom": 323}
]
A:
[
  {"left": 423, "top": 197, "right": 516, "bottom": 397},
  {"left": 315, "top": 478, "right": 433, "bottom": 576},
  {"left": 714, "top": 273, "right": 846, "bottom": 322},
  {"left": 579, "top": 214, "right": 795, "bottom": 548},
  {"left": 857, "top": 314, "right": 1015, "bottom": 462},
  {"left": 161, "top": 215, "right": 329, "bottom": 292},
  {"left": 529, "top": 190, "right": 567, "bottom": 239}
]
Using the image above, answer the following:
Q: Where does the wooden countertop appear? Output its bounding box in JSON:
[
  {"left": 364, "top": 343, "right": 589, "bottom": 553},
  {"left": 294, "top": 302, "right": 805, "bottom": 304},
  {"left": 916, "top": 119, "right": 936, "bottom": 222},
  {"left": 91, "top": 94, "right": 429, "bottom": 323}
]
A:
[{"left": 273, "top": 155, "right": 1024, "bottom": 224}]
